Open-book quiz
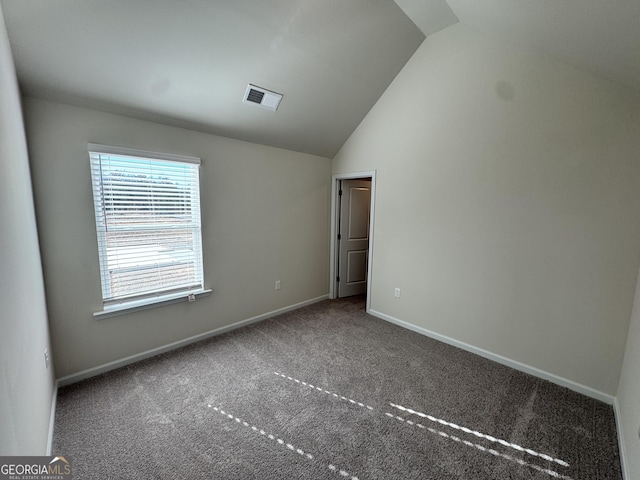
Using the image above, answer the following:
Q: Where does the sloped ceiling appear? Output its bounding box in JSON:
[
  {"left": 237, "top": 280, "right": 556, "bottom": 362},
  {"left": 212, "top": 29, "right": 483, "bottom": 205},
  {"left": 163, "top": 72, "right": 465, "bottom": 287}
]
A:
[
  {"left": 429, "top": 1, "right": 640, "bottom": 95},
  {"left": 412, "top": 0, "right": 640, "bottom": 92},
  {"left": 2, "top": 1, "right": 639, "bottom": 159},
  {"left": 394, "top": 0, "right": 458, "bottom": 37},
  {"left": 0, "top": 0, "right": 430, "bottom": 158}
]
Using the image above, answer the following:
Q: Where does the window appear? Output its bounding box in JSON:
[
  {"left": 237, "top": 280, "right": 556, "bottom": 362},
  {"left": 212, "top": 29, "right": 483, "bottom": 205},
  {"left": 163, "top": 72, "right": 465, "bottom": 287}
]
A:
[{"left": 89, "top": 144, "right": 205, "bottom": 314}]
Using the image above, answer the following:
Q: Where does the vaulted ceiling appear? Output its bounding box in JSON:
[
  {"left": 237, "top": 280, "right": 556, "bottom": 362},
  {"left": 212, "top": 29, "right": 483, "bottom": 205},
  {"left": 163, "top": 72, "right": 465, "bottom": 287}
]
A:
[
  {"left": 0, "top": 0, "right": 427, "bottom": 158},
  {"left": 2, "top": 1, "right": 639, "bottom": 158},
  {"left": 445, "top": 0, "right": 640, "bottom": 96}
]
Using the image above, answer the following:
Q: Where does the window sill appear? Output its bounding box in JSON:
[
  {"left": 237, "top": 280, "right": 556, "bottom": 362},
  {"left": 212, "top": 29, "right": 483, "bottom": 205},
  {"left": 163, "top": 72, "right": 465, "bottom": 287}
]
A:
[{"left": 93, "top": 289, "right": 212, "bottom": 320}]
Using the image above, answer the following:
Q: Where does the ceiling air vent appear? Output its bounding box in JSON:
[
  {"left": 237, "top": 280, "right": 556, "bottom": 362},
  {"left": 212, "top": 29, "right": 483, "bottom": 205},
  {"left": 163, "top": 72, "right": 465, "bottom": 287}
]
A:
[{"left": 243, "top": 84, "right": 283, "bottom": 111}]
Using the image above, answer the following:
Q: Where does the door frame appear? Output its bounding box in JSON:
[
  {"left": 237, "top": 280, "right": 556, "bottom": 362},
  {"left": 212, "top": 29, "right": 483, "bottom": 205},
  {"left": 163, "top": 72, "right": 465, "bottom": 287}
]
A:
[{"left": 329, "top": 170, "right": 377, "bottom": 313}]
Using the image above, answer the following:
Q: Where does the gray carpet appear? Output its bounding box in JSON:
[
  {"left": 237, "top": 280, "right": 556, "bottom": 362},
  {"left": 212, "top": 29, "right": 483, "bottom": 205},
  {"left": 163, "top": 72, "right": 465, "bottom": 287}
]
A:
[{"left": 53, "top": 296, "right": 622, "bottom": 479}]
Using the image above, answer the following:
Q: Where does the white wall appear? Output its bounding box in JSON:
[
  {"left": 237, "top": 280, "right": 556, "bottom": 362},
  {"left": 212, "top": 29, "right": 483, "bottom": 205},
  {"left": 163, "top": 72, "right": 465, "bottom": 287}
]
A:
[
  {"left": 333, "top": 23, "right": 640, "bottom": 397},
  {"left": 617, "top": 269, "right": 640, "bottom": 480},
  {"left": 0, "top": 5, "right": 55, "bottom": 455},
  {"left": 23, "top": 98, "right": 331, "bottom": 378}
]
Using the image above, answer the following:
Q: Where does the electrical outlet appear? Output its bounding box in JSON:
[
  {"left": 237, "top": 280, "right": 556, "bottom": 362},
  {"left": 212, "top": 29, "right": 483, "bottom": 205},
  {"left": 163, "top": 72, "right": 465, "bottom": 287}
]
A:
[
  {"left": 44, "top": 348, "right": 50, "bottom": 369},
  {"left": 394, "top": 288, "right": 401, "bottom": 298},
  {"left": 275, "top": 280, "right": 281, "bottom": 291}
]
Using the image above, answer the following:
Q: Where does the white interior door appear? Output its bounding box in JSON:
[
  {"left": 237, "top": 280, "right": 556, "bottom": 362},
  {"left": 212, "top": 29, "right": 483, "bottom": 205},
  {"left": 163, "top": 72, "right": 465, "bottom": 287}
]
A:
[{"left": 338, "top": 179, "right": 371, "bottom": 297}]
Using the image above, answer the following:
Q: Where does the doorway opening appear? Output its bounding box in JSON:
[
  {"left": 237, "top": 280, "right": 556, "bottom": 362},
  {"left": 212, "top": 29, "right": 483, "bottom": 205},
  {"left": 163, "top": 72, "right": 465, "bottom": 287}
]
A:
[{"left": 329, "top": 171, "right": 376, "bottom": 313}]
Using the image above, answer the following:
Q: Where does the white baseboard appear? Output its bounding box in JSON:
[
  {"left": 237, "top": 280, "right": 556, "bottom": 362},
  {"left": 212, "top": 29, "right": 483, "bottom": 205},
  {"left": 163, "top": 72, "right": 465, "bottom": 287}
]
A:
[
  {"left": 613, "top": 398, "right": 630, "bottom": 480},
  {"left": 369, "top": 309, "right": 615, "bottom": 405},
  {"left": 46, "top": 380, "right": 58, "bottom": 455},
  {"left": 57, "top": 294, "right": 329, "bottom": 387}
]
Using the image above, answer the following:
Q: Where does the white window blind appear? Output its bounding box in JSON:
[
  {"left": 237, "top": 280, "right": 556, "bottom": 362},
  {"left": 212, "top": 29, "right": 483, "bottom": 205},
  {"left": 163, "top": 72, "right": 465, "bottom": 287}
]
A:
[{"left": 89, "top": 144, "right": 204, "bottom": 307}]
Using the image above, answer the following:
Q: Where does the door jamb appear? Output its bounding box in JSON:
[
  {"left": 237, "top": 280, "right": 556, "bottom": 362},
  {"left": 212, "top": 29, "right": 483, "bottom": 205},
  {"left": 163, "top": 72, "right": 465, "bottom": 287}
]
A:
[{"left": 329, "top": 170, "right": 376, "bottom": 313}]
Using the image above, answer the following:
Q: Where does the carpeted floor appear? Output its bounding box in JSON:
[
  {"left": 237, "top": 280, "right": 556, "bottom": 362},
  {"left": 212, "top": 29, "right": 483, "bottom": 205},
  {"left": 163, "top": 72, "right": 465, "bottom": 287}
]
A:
[{"left": 53, "top": 296, "right": 622, "bottom": 479}]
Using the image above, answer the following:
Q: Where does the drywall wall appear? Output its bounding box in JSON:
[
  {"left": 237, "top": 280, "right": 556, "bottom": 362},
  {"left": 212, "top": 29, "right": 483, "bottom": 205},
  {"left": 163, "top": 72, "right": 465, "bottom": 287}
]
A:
[
  {"left": 24, "top": 98, "right": 331, "bottom": 378},
  {"left": 617, "top": 268, "right": 640, "bottom": 480},
  {"left": 0, "top": 5, "right": 55, "bottom": 454},
  {"left": 333, "top": 23, "right": 640, "bottom": 396}
]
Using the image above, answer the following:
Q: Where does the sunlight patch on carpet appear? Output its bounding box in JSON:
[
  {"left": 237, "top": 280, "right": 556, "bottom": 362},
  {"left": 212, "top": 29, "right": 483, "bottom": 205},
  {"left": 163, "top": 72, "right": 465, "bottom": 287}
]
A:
[
  {"left": 208, "top": 405, "right": 313, "bottom": 460},
  {"left": 389, "top": 402, "right": 569, "bottom": 467},
  {"left": 328, "top": 463, "right": 360, "bottom": 480},
  {"left": 385, "top": 411, "right": 573, "bottom": 480},
  {"left": 208, "top": 403, "right": 364, "bottom": 480},
  {"left": 274, "top": 372, "right": 374, "bottom": 411}
]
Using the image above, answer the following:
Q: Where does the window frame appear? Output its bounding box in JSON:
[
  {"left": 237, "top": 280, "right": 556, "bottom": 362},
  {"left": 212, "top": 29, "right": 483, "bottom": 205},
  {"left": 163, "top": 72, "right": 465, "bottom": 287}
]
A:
[{"left": 88, "top": 143, "right": 210, "bottom": 318}]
